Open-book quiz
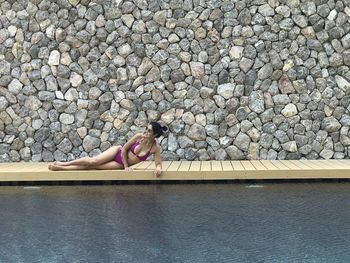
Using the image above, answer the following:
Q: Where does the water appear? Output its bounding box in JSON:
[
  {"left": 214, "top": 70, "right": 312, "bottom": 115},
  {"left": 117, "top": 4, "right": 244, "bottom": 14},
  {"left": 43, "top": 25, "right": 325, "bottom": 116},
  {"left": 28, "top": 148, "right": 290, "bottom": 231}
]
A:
[{"left": 0, "top": 183, "right": 350, "bottom": 263}]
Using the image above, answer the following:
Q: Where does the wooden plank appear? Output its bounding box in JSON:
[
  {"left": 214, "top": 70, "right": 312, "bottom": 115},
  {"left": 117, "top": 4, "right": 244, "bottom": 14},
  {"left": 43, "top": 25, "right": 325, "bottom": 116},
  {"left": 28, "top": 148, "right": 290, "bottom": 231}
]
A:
[
  {"left": 189, "top": 161, "right": 201, "bottom": 171},
  {"left": 135, "top": 161, "right": 153, "bottom": 170},
  {"left": 320, "top": 160, "right": 350, "bottom": 170},
  {"left": 211, "top": 161, "right": 222, "bottom": 171},
  {"left": 273, "top": 160, "right": 290, "bottom": 170},
  {"left": 2, "top": 161, "right": 350, "bottom": 182},
  {"left": 8, "top": 163, "right": 35, "bottom": 172},
  {"left": 308, "top": 160, "right": 334, "bottom": 169},
  {"left": 312, "top": 160, "right": 340, "bottom": 170},
  {"left": 130, "top": 162, "right": 145, "bottom": 169},
  {"left": 259, "top": 160, "right": 280, "bottom": 170},
  {"left": 250, "top": 160, "right": 267, "bottom": 170},
  {"left": 282, "top": 160, "right": 304, "bottom": 170},
  {"left": 201, "top": 161, "right": 211, "bottom": 171},
  {"left": 299, "top": 160, "right": 321, "bottom": 169},
  {"left": 167, "top": 161, "right": 182, "bottom": 171},
  {"left": 0, "top": 163, "right": 18, "bottom": 169},
  {"left": 161, "top": 161, "right": 172, "bottom": 171},
  {"left": 221, "top": 161, "right": 233, "bottom": 171},
  {"left": 331, "top": 160, "right": 350, "bottom": 169},
  {"left": 230, "top": 161, "right": 245, "bottom": 171},
  {"left": 240, "top": 161, "right": 256, "bottom": 170},
  {"left": 177, "top": 161, "right": 191, "bottom": 171},
  {"left": 289, "top": 160, "right": 314, "bottom": 169}
]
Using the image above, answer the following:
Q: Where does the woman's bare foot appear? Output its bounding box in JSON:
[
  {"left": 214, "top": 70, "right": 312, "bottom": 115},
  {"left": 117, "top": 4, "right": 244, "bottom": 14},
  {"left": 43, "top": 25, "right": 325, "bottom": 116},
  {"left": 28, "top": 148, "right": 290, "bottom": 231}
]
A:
[{"left": 48, "top": 163, "right": 61, "bottom": 171}]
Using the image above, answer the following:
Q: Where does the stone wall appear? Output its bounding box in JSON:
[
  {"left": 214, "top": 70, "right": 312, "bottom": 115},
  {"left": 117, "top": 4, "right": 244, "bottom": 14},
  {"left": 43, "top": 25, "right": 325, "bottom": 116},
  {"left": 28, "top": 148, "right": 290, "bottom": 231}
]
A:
[{"left": 0, "top": 0, "right": 350, "bottom": 162}]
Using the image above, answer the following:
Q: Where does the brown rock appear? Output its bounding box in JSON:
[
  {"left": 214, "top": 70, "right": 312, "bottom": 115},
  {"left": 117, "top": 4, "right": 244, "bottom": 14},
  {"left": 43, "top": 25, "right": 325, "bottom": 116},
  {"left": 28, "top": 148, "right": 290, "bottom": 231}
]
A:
[
  {"left": 278, "top": 74, "right": 295, "bottom": 94},
  {"left": 189, "top": 62, "right": 205, "bottom": 79}
]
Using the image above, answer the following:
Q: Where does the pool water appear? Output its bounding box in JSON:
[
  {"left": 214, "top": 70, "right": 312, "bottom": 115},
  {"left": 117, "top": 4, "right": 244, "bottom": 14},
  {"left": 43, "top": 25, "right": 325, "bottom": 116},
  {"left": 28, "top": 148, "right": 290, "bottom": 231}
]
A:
[{"left": 0, "top": 183, "right": 349, "bottom": 263}]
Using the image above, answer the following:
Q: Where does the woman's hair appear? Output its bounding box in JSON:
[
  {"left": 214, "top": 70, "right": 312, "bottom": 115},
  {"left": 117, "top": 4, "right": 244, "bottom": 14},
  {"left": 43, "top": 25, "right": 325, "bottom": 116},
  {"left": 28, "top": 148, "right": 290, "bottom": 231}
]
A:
[{"left": 150, "top": 122, "right": 168, "bottom": 138}]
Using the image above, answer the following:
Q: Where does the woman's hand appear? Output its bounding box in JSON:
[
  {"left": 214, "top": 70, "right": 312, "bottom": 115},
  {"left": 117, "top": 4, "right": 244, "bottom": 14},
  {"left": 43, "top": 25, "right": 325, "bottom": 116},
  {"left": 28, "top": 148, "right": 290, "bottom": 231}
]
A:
[{"left": 154, "top": 167, "right": 162, "bottom": 177}]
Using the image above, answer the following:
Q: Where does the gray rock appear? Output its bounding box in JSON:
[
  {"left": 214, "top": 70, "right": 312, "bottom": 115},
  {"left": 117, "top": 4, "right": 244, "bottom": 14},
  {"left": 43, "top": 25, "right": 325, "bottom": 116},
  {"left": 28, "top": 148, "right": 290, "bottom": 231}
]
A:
[
  {"left": 321, "top": 117, "right": 341, "bottom": 132},
  {"left": 276, "top": 6, "right": 290, "bottom": 17},
  {"left": 59, "top": 113, "right": 74, "bottom": 125},
  {"left": 0, "top": 61, "right": 11, "bottom": 76},
  {"left": 234, "top": 132, "right": 251, "bottom": 151},
  {"left": 34, "top": 128, "right": 50, "bottom": 143},
  {"left": 214, "top": 148, "right": 227, "bottom": 160},
  {"left": 282, "top": 103, "right": 298, "bottom": 117},
  {"left": 300, "top": 2, "right": 316, "bottom": 16},
  {"left": 292, "top": 15, "right": 308, "bottom": 28},
  {"left": 25, "top": 96, "right": 42, "bottom": 111},
  {"left": 238, "top": 8, "right": 251, "bottom": 26},
  {"left": 190, "top": 62, "right": 205, "bottom": 79},
  {"left": 226, "top": 145, "right": 244, "bottom": 160},
  {"left": 167, "top": 133, "right": 178, "bottom": 151},
  {"left": 258, "top": 4, "right": 274, "bottom": 16},
  {"left": 57, "top": 138, "right": 73, "bottom": 153},
  {"left": 83, "top": 69, "right": 98, "bottom": 85},
  {"left": 282, "top": 141, "right": 298, "bottom": 152},
  {"left": 342, "top": 34, "right": 350, "bottom": 49},
  {"left": 0, "top": 97, "right": 8, "bottom": 112},
  {"left": 335, "top": 75, "right": 350, "bottom": 93},
  {"left": 249, "top": 91, "right": 264, "bottom": 114},
  {"left": 45, "top": 75, "right": 58, "bottom": 91},
  {"left": 8, "top": 79, "right": 23, "bottom": 94},
  {"left": 257, "top": 63, "right": 273, "bottom": 80},
  {"left": 38, "top": 91, "right": 55, "bottom": 101},
  {"left": 205, "top": 125, "right": 219, "bottom": 139},
  {"left": 188, "top": 124, "right": 206, "bottom": 140},
  {"left": 217, "top": 83, "right": 235, "bottom": 99},
  {"left": 178, "top": 136, "right": 194, "bottom": 148},
  {"left": 83, "top": 135, "right": 100, "bottom": 153},
  {"left": 48, "top": 50, "right": 60, "bottom": 66},
  {"left": 320, "top": 149, "right": 334, "bottom": 159},
  {"left": 239, "top": 57, "right": 254, "bottom": 72},
  {"left": 293, "top": 80, "right": 307, "bottom": 93}
]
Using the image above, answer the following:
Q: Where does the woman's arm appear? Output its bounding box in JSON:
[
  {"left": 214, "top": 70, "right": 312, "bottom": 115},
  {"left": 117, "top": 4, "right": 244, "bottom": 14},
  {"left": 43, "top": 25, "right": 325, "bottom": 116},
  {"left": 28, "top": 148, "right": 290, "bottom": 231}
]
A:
[
  {"left": 121, "top": 133, "right": 142, "bottom": 170},
  {"left": 154, "top": 144, "right": 162, "bottom": 177}
]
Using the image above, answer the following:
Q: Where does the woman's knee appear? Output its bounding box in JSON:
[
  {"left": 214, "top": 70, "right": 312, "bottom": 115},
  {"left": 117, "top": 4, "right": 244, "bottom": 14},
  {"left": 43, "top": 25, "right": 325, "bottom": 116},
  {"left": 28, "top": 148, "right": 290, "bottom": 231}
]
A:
[{"left": 88, "top": 157, "right": 101, "bottom": 166}]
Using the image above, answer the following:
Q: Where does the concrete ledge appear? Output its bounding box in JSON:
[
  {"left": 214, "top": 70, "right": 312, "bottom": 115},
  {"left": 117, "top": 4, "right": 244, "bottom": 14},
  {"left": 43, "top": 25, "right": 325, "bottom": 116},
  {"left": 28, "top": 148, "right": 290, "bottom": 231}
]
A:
[{"left": 0, "top": 160, "right": 350, "bottom": 182}]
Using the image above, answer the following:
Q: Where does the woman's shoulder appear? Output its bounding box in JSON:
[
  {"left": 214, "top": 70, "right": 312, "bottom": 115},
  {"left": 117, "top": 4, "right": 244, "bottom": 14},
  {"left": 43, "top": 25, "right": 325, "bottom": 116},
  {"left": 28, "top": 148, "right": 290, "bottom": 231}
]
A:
[{"left": 152, "top": 141, "right": 160, "bottom": 151}]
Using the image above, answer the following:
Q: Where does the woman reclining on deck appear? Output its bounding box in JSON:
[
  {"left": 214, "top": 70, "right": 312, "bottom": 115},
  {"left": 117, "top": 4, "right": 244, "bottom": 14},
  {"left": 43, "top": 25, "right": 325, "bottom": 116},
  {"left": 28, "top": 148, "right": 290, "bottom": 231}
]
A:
[{"left": 48, "top": 122, "right": 167, "bottom": 177}]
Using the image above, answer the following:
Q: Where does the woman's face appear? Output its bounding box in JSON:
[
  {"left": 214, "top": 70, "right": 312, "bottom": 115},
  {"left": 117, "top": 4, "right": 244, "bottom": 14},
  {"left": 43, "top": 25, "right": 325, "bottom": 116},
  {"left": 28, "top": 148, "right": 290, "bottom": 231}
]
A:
[{"left": 143, "top": 124, "right": 154, "bottom": 138}]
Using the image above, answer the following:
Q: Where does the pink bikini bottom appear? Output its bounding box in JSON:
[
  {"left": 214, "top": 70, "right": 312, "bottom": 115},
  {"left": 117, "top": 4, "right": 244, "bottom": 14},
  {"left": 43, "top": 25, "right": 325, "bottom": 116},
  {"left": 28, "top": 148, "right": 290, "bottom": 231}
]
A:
[{"left": 114, "top": 147, "right": 124, "bottom": 167}]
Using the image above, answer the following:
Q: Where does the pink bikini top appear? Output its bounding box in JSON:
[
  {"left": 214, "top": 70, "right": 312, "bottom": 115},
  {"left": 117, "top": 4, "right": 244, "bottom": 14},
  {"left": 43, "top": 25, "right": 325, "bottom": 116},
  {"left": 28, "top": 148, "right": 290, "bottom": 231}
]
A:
[{"left": 129, "top": 140, "right": 155, "bottom": 161}]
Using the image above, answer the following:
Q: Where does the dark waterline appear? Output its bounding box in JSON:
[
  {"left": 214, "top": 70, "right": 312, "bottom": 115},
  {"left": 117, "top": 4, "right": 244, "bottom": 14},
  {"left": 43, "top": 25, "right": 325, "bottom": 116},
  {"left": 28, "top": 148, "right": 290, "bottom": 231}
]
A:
[{"left": 0, "top": 183, "right": 350, "bottom": 263}]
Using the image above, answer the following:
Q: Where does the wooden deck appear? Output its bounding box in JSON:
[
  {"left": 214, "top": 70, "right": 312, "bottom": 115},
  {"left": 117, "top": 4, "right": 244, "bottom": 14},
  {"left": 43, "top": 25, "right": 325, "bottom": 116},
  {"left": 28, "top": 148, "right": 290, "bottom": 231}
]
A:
[{"left": 0, "top": 160, "right": 350, "bottom": 182}]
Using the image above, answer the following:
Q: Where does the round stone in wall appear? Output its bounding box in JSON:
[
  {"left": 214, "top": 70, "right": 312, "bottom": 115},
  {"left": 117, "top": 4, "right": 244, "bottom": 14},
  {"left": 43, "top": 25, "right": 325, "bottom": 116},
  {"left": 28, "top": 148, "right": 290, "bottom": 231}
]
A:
[
  {"left": 8, "top": 79, "right": 23, "bottom": 94},
  {"left": 70, "top": 72, "right": 83, "bottom": 87},
  {"left": 48, "top": 50, "right": 60, "bottom": 66},
  {"left": 217, "top": 83, "right": 235, "bottom": 99},
  {"left": 226, "top": 145, "right": 244, "bottom": 160},
  {"left": 59, "top": 113, "right": 74, "bottom": 125},
  {"left": 83, "top": 135, "right": 101, "bottom": 153},
  {"left": 321, "top": 117, "right": 341, "bottom": 132},
  {"left": 281, "top": 103, "right": 298, "bottom": 117},
  {"left": 282, "top": 141, "right": 298, "bottom": 152},
  {"left": 188, "top": 124, "right": 206, "bottom": 141}
]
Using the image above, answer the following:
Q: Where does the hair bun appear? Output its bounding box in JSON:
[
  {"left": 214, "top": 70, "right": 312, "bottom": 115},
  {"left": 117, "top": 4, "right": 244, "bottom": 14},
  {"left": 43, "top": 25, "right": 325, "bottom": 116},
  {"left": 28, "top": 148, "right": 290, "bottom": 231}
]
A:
[{"left": 162, "top": 126, "right": 168, "bottom": 132}]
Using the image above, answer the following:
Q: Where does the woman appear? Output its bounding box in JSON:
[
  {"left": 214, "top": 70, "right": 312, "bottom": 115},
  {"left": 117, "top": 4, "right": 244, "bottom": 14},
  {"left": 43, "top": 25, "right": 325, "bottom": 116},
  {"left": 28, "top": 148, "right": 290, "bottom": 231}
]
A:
[{"left": 48, "top": 122, "right": 168, "bottom": 177}]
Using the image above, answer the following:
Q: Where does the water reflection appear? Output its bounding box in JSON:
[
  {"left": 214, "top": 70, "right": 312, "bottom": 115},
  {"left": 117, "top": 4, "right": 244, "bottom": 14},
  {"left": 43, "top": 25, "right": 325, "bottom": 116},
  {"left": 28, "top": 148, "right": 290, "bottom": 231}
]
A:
[{"left": 0, "top": 183, "right": 349, "bottom": 262}]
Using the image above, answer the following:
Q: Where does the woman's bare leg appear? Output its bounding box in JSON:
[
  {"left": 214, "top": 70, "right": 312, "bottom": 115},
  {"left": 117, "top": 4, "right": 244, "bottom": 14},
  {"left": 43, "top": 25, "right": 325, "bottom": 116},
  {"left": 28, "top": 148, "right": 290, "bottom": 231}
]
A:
[
  {"left": 52, "top": 146, "right": 121, "bottom": 167},
  {"left": 48, "top": 164, "right": 90, "bottom": 171},
  {"left": 48, "top": 161, "right": 123, "bottom": 171}
]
